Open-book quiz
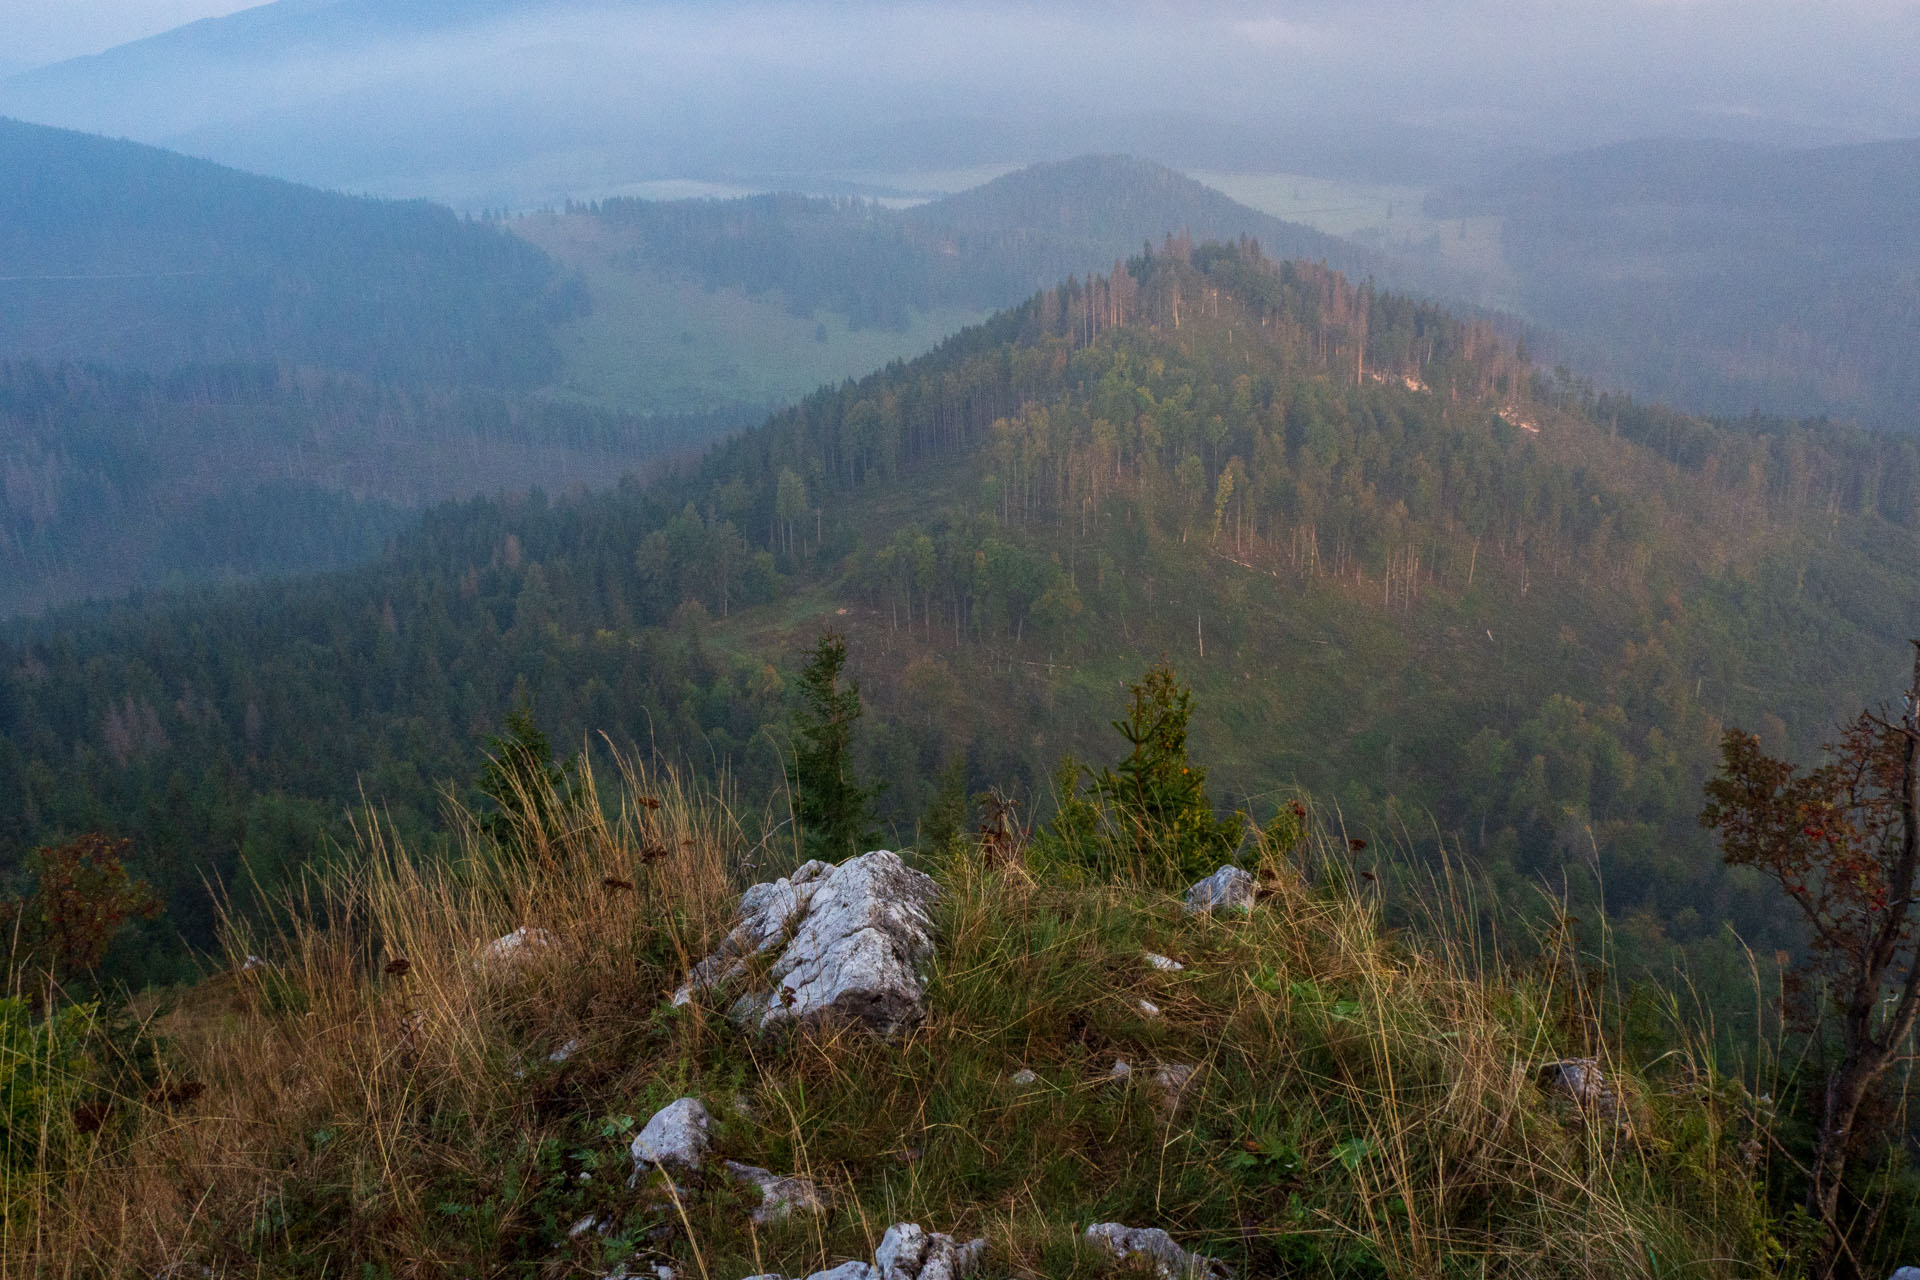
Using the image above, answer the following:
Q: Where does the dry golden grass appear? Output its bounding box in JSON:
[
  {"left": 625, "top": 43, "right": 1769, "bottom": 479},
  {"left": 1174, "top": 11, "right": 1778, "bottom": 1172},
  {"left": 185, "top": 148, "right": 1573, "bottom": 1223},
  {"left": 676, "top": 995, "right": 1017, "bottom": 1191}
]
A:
[{"left": 1, "top": 755, "right": 1786, "bottom": 1279}]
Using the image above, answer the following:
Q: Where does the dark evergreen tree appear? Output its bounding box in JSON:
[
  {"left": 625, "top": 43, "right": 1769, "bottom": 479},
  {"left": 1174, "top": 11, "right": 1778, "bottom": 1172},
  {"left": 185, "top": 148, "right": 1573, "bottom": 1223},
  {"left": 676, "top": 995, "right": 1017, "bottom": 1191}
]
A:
[
  {"left": 475, "top": 700, "right": 580, "bottom": 862},
  {"left": 787, "top": 633, "right": 880, "bottom": 861}
]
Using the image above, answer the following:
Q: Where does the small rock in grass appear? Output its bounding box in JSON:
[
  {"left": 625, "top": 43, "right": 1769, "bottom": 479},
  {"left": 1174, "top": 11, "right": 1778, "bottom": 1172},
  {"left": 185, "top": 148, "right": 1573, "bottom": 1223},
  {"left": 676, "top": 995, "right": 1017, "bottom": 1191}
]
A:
[
  {"left": 1108, "top": 1059, "right": 1133, "bottom": 1081},
  {"left": 724, "top": 1160, "right": 829, "bottom": 1223},
  {"left": 1009, "top": 1067, "right": 1039, "bottom": 1086},
  {"left": 1143, "top": 952, "right": 1184, "bottom": 971},
  {"left": 1539, "top": 1058, "right": 1626, "bottom": 1125},
  {"left": 1084, "top": 1222, "right": 1229, "bottom": 1280},
  {"left": 803, "top": 1266, "right": 876, "bottom": 1280},
  {"left": 1182, "top": 866, "right": 1254, "bottom": 915},
  {"left": 1136, "top": 998, "right": 1161, "bottom": 1017},
  {"left": 548, "top": 1038, "right": 584, "bottom": 1064},
  {"left": 1152, "top": 1062, "right": 1196, "bottom": 1110},
  {"left": 630, "top": 1097, "right": 712, "bottom": 1175},
  {"left": 479, "top": 926, "right": 555, "bottom": 969},
  {"left": 875, "top": 1221, "right": 987, "bottom": 1280}
]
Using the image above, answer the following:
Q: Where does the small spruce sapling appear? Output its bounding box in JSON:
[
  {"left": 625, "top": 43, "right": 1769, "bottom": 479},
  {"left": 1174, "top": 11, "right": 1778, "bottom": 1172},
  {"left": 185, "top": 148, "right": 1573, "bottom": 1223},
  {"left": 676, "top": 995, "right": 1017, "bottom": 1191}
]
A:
[
  {"left": 917, "top": 755, "right": 971, "bottom": 857},
  {"left": 476, "top": 700, "right": 581, "bottom": 863},
  {"left": 787, "top": 632, "right": 881, "bottom": 861},
  {"left": 1035, "top": 660, "right": 1246, "bottom": 885}
]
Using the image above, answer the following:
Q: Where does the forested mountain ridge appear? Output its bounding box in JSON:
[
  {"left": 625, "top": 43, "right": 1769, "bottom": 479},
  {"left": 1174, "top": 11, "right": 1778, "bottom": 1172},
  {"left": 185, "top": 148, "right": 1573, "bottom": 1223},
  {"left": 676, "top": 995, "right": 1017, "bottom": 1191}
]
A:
[
  {"left": 4, "top": 239, "right": 1918, "bottom": 991},
  {"left": 0, "top": 116, "right": 584, "bottom": 385}
]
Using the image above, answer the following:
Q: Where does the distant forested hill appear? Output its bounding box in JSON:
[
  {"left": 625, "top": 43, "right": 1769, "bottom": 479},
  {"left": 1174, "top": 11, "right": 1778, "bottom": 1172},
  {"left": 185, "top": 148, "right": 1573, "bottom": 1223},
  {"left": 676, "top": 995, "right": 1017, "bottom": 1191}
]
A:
[
  {"left": 6, "top": 241, "right": 1918, "bottom": 995},
  {"left": 0, "top": 359, "right": 738, "bottom": 617},
  {"left": 523, "top": 155, "right": 1382, "bottom": 413},
  {"left": 1434, "top": 137, "right": 1920, "bottom": 430},
  {"left": 0, "top": 117, "right": 584, "bottom": 387},
  {"left": 575, "top": 156, "right": 1372, "bottom": 331}
]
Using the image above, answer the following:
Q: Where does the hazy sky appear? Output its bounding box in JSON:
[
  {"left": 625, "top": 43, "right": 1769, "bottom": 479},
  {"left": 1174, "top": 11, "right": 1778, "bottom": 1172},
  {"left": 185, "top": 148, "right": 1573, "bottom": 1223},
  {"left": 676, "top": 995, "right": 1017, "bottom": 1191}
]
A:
[
  {"left": 5, "top": 0, "right": 1919, "bottom": 203},
  {"left": 2, "top": 0, "right": 256, "bottom": 66}
]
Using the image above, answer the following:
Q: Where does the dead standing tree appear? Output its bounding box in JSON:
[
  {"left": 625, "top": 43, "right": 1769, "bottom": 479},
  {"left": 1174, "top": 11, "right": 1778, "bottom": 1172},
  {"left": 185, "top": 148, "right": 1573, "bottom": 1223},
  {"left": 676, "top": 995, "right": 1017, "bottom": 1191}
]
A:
[{"left": 1702, "top": 641, "right": 1920, "bottom": 1276}]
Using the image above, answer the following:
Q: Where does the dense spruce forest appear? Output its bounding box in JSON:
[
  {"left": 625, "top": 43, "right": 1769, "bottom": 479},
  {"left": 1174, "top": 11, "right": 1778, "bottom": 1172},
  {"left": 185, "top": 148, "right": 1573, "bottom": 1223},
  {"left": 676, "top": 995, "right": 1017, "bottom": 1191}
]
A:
[
  {"left": 5, "top": 239, "right": 1918, "bottom": 997},
  {"left": 0, "top": 117, "right": 586, "bottom": 385},
  {"left": 0, "top": 359, "right": 746, "bottom": 616}
]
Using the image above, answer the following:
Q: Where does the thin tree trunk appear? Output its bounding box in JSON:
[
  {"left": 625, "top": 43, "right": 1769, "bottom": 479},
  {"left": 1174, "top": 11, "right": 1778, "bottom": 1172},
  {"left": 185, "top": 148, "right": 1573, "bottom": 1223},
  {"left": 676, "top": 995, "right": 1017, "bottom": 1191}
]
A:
[{"left": 1810, "top": 641, "right": 1920, "bottom": 1277}]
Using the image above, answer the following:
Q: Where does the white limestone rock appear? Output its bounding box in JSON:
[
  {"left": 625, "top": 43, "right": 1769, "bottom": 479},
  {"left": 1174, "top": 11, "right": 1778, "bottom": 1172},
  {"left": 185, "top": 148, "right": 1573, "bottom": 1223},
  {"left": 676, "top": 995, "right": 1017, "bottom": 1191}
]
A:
[
  {"left": 1152, "top": 1062, "right": 1196, "bottom": 1111},
  {"left": 1539, "top": 1058, "right": 1625, "bottom": 1123},
  {"left": 805, "top": 1265, "right": 877, "bottom": 1280},
  {"left": 1143, "top": 952, "right": 1184, "bottom": 971},
  {"left": 724, "top": 1160, "right": 829, "bottom": 1223},
  {"left": 875, "top": 1222, "right": 987, "bottom": 1280},
  {"left": 677, "top": 851, "right": 941, "bottom": 1035},
  {"left": 630, "top": 1097, "right": 712, "bottom": 1175},
  {"left": 735, "top": 1267, "right": 873, "bottom": 1280},
  {"left": 479, "top": 926, "right": 555, "bottom": 969},
  {"left": 1182, "top": 866, "right": 1255, "bottom": 915},
  {"left": 1084, "top": 1223, "right": 1228, "bottom": 1280},
  {"left": 1008, "top": 1067, "right": 1040, "bottom": 1086}
]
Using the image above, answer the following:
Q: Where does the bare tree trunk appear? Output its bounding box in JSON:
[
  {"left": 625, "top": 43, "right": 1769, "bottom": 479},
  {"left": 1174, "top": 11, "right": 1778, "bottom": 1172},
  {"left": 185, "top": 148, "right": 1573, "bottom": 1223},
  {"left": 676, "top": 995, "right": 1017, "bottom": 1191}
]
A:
[{"left": 1810, "top": 641, "right": 1920, "bottom": 1278}]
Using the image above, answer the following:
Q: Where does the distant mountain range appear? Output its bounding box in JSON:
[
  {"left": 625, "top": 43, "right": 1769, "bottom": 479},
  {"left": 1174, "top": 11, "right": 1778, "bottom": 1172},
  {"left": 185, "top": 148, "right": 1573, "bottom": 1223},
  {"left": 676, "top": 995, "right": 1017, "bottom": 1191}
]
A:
[
  {"left": 1433, "top": 136, "right": 1920, "bottom": 430},
  {"left": 0, "top": 118, "right": 1383, "bottom": 616},
  {"left": 0, "top": 0, "right": 1502, "bottom": 202}
]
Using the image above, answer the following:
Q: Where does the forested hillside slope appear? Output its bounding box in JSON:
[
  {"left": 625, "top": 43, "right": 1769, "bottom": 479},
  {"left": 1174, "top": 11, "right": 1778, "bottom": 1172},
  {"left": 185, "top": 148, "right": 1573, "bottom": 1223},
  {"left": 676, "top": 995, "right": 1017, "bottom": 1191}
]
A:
[
  {"left": 5, "top": 240, "right": 1917, "bottom": 991},
  {"left": 0, "top": 361, "right": 737, "bottom": 617},
  {"left": 0, "top": 117, "right": 584, "bottom": 385}
]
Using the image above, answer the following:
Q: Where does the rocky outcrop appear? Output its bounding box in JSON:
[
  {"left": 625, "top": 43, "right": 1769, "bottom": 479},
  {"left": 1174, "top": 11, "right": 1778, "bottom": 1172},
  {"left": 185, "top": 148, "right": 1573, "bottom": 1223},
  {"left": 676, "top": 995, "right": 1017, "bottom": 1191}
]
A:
[
  {"left": 674, "top": 851, "right": 941, "bottom": 1035},
  {"left": 630, "top": 1098, "right": 712, "bottom": 1176},
  {"left": 1182, "top": 866, "right": 1254, "bottom": 915},
  {"left": 1084, "top": 1223, "right": 1228, "bottom": 1280}
]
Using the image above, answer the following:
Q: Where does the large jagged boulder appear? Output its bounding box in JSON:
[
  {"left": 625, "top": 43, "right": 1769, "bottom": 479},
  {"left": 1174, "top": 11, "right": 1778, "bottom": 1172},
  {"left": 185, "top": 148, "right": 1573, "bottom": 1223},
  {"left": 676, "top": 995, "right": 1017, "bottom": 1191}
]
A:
[
  {"left": 1084, "top": 1223, "right": 1228, "bottom": 1280},
  {"left": 674, "top": 850, "right": 941, "bottom": 1035}
]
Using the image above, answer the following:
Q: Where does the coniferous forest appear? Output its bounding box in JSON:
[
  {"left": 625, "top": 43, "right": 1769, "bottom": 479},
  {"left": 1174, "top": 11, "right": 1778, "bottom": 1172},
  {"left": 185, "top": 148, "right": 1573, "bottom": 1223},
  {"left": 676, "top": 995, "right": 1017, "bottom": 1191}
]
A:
[{"left": 7, "top": 239, "right": 1917, "bottom": 1002}]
